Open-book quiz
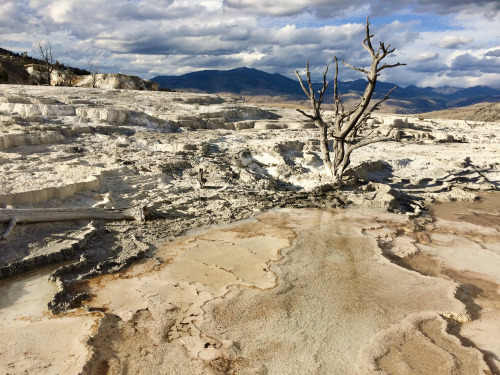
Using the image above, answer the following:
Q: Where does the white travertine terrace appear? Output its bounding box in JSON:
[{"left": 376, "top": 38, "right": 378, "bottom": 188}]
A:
[{"left": 0, "top": 84, "right": 499, "bottom": 374}]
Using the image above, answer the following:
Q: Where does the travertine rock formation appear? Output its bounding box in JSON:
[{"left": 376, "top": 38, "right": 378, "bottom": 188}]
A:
[{"left": 0, "top": 84, "right": 499, "bottom": 374}]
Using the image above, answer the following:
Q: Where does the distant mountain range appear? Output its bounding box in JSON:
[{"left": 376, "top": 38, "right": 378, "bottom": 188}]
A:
[{"left": 152, "top": 67, "right": 500, "bottom": 114}]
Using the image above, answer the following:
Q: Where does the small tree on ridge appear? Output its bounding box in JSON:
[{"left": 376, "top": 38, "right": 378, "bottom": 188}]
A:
[
  {"left": 295, "top": 17, "right": 406, "bottom": 183},
  {"left": 87, "top": 57, "right": 100, "bottom": 88},
  {"left": 38, "top": 41, "right": 54, "bottom": 85}
]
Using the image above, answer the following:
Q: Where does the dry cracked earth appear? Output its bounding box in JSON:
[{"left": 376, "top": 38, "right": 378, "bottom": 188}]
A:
[{"left": 0, "top": 85, "right": 499, "bottom": 374}]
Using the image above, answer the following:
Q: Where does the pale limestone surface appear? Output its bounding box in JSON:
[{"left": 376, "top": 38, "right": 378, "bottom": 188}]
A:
[
  {"left": 0, "top": 84, "right": 499, "bottom": 374},
  {"left": 1, "top": 204, "right": 498, "bottom": 374},
  {"left": 1, "top": 85, "right": 495, "bottom": 289},
  {"left": 0, "top": 264, "right": 101, "bottom": 375},
  {"left": 360, "top": 195, "right": 500, "bottom": 374},
  {"left": 0, "top": 85, "right": 498, "bottom": 210}
]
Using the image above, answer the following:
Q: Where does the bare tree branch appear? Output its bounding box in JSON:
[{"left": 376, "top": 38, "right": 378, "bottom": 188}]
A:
[
  {"left": 296, "top": 108, "right": 317, "bottom": 120},
  {"left": 295, "top": 16, "right": 405, "bottom": 182},
  {"left": 87, "top": 57, "right": 101, "bottom": 88},
  {"left": 342, "top": 61, "right": 370, "bottom": 75},
  {"left": 377, "top": 62, "right": 406, "bottom": 71},
  {"left": 294, "top": 70, "right": 312, "bottom": 99},
  {"left": 363, "top": 18, "right": 375, "bottom": 56},
  {"left": 367, "top": 85, "right": 398, "bottom": 114},
  {"left": 318, "top": 65, "right": 329, "bottom": 103},
  {"left": 38, "top": 41, "right": 55, "bottom": 85}
]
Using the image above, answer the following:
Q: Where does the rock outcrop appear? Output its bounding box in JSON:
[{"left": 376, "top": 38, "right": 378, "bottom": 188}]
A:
[{"left": 76, "top": 73, "right": 159, "bottom": 91}]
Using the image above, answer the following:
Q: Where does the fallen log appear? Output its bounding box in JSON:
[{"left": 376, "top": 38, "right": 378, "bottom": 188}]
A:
[
  {"left": 0, "top": 204, "right": 148, "bottom": 239},
  {"left": 0, "top": 204, "right": 148, "bottom": 224}
]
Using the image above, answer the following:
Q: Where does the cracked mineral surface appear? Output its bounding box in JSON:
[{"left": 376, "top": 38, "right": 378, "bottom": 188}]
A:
[{"left": 0, "top": 85, "right": 499, "bottom": 374}]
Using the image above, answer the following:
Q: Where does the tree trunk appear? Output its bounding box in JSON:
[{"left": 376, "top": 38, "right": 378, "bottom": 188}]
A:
[
  {"left": 318, "top": 122, "right": 333, "bottom": 175},
  {"left": 333, "top": 139, "right": 346, "bottom": 179}
]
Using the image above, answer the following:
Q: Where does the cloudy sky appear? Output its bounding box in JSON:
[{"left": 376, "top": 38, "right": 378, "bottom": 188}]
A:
[{"left": 1, "top": 0, "right": 500, "bottom": 88}]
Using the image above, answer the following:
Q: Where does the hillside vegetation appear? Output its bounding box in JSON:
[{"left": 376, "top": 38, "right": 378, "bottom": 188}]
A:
[{"left": 0, "top": 47, "right": 89, "bottom": 85}]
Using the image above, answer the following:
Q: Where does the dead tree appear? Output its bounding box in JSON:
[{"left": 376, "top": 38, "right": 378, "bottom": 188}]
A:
[
  {"left": 61, "top": 66, "right": 75, "bottom": 86},
  {"left": 38, "top": 41, "right": 55, "bottom": 85},
  {"left": 87, "top": 57, "right": 100, "bottom": 88},
  {"left": 295, "top": 17, "right": 406, "bottom": 183}
]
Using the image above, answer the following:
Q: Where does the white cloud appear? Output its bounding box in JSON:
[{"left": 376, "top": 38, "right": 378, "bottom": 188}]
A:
[
  {"left": 448, "top": 52, "right": 500, "bottom": 75},
  {"left": 222, "top": 0, "right": 500, "bottom": 18},
  {"left": 438, "top": 35, "right": 474, "bottom": 48},
  {"left": 411, "top": 52, "right": 439, "bottom": 62},
  {"left": 485, "top": 48, "right": 500, "bottom": 57},
  {"left": 223, "top": 0, "right": 366, "bottom": 17},
  {"left": 0, "top": 0, "right": 499, "bottom": 88},
  {"left": 0, "top": 1, "right": 31, "bottom": 32},
  {"left": 47, "top": 0, "right": 75, "bottom": 23}
]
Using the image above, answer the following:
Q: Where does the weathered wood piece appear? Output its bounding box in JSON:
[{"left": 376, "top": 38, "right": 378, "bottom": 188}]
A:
[
  {"left": 0, "top": 218, "right": 16, "bottom": 240},
  {"left": 0, "top": 204, "right": 147, "bottom": 224},
  {"left": 0, "top": 204, "right": 148, "bottom": 239}
]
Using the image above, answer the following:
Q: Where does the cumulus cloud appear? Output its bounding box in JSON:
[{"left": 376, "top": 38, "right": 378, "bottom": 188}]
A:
[
  {"left": 485, "top": 48, "right": 500, "bottom": 57},
  {"left": 411, "top": 52, "right": 439, "bottom": 62},
  {"left": 0, "top": 1, "right": 32, "bottom": 32},
  {"left": 47, "top": 0, "right": 75, "bottom": 23},
  {"left": 410, "top": 62, "right": 449, "bottom": 74},
  {"left": 0, "top": 0, "right": 499, "bottom": 87},
  {"left": 222, "top": 0, "right": 500, "bottom": 18},
  {"left": 223, "top": 0, "right": 368, "bottom": 18},
  {"left": 438, "top": 36, "right": 473, "bottom": 48},
  {"left": 447, "top": 53, "right": 500, "bottom": 76},
  {"left": 385, "top": 0, "right": 500, "bottom": 18}
]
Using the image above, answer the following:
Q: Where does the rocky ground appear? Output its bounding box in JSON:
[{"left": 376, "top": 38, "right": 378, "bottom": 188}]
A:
[
  {"left": 0, "top": 85, "right": 499, "bottom": 374},
  {"left": 416, "top": 102, "right": 500, "bottom": 122}
]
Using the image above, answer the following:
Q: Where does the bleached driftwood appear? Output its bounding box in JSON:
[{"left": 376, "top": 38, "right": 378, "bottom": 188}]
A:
[{"left": 0, "top": 204, "right": 148, "bottom": 239}]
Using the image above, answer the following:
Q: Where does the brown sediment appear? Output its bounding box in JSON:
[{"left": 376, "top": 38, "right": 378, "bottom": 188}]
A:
[
  {"left": 429, "top": 191, "right": 500, "bottom": 229},
  {"left": 73, "top": 203, "right": 499, "bottom": 374},
  {"left": 0, "top": 263, "right": 102, "bottom": 375},
  {"left": 394, "top": 251, "right": 500, "bottom": 374},
  {"left": 202, "top": 209, "right": 470, "bottom": 374},
  {"left": 368, "top": 192, "right": 500, "bottom": 375},
  {"left": 77, "top": 213, "right": 296, "bottom": 374},
  {"left": 371, "top": 313, "right": 488, "bottom": 375},
  {"left": 1, "top": 194, "right": 499, "bottom": 374}
]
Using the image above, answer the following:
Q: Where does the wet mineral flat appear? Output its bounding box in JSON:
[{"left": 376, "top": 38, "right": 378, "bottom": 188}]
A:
[{"left": 1, "top": 200, "right": 499, "bottom": 374}]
